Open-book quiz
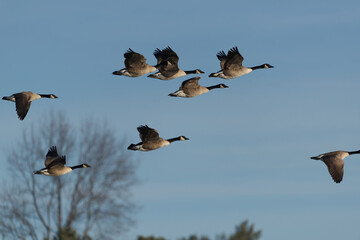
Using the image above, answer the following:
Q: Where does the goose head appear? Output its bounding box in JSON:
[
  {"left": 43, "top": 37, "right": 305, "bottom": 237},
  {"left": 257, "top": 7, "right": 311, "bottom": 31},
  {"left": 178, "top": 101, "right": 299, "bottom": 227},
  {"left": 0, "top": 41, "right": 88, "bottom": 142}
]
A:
[
  {"left": 219, "top": 84, "right": 229, "bottom": 88},
  {"left": 179, "top": 136, "right": 189, "bottom": 141},
  {"left": 263, "top": 64, "right": 274, "bottom": 69}
]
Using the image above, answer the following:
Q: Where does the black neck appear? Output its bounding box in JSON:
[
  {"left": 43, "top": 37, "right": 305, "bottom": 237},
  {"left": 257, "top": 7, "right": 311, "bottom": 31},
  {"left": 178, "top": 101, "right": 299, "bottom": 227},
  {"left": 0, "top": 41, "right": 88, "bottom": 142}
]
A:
[
  {"left": 250, "top": 64, "right": 267, "bottom": 70},
  {"left": 184, "top": 70, "right": 198, "bottom": 74},
  {"left": 167, "top": 137, "right": 182, "bottom": 143},
  {"left": 348, "top": 150, "right": 360, "bottom": 155},
  {"left": 70, "top": 164, "right": 84, "bottom": 170},
  {"left": 39, "top": 94, "right": 52, "bottom": 98},
  {"left": 207, "top": 84, "right": 223, "bottom": 90}
]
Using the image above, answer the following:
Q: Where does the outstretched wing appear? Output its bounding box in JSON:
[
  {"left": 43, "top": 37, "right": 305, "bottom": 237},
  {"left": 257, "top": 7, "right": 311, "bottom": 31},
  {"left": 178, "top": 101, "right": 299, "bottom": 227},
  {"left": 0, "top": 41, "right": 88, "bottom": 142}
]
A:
[
  {"left": 180, "top": 77, "right": 201, "bottom": 91},
  {"left": 45, "top": 146, "right": 60, "bottom": 167},
  {"left": 223, "top": 46, "right": 244, "bottom": 70},
  {"left": 216, "top": 50, "right": 227, "bottom": 70},
  {"left": 137, "top": 125, "right": 160, "bottom": 143},
  {"left": 153, "top": 47, "right": 180, "bottom": 77},
  {"left": 153, "top": 46, "right": 179, "bottom": 65},
  {"left": 124, "top": 48, "right": 147, "bottom": 69},
  {"left": 47, "top": 155, "right": 66, "bottom": 170},
  {"left": 159, "top": 62, "right": 180, "bottom": 77},
  {"left": 322, "top": 156, "right": 344, "bottom": 183},
  {"left": 14, "top": 93, "right": 31, "bottom": 120}
]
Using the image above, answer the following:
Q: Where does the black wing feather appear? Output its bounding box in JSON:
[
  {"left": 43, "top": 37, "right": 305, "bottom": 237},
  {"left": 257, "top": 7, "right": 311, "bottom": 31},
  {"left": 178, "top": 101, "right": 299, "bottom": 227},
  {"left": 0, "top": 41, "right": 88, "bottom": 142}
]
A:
[
  {"left": 47, "top": 155, "right": 66, "bottom": 169},
  {"left": 45, "top": 146, "right": 60, "bottom": 167},
  {"left": 14, "top": 95, "right": 31, "bottom": 120},
  {"left": 137, "top": 125, "right": 160, "bottom": 142}
]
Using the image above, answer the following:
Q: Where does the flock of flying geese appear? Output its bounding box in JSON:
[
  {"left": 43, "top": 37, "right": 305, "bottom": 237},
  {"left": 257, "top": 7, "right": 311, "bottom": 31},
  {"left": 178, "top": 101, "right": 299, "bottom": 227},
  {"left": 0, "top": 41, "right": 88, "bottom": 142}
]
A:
[{"left": 2, "top": 46, "right": 357, "bottom": 183}]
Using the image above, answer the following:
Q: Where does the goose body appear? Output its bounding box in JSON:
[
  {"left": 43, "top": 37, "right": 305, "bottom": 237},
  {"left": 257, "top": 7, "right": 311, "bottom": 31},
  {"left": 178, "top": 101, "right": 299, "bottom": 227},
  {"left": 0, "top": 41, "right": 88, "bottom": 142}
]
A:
[
  {"left": 209, "top": 46, "right": 273, "bottom": 79},
  {"left": 147, "top": 46, "right": 204, "bottom": 80},
  {"left": 2, "top": 91, "right": 58, "bottom": 120},
  {"left": 311, "top": 150, "right": 360, "bottom": 183},
  {"left": 128, "top": 125, "right": 189, "bottom": 151},
  {"left": 34, "top": 146, "right": 90, "bottom": 176},
  {"left": 169, "top": 77, "right": 228, "bottom": 98},
  {"left": 113, "top": 48, "right": 157, "bottom": 77}
]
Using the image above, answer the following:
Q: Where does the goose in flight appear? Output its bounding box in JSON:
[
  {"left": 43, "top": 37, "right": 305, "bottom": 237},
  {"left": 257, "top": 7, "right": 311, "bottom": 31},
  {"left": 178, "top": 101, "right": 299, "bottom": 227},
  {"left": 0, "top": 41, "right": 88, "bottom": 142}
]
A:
[
  {"left": 34, "top": 146, "right": 91, "bottom": 176},
  {"left": 112, "top": 48, "right": 157, "bottom": 77},
  {"left": 311, "top": 150, "right": 360, "bottom": 183},
  {"left": 2, "top": 91, "right": 58, "bottom": 120},
  {"left": 128, "top": 125, "right": 189, "bottom": 151},
  {"left": 148, "top": 46, "right": 204, "bottom": 80},
  {"left": 209, "top": 46, "right": 273, "bottom": 79},
  {"left": 169, "top": 77, "right": 228, "bottom": 98}
]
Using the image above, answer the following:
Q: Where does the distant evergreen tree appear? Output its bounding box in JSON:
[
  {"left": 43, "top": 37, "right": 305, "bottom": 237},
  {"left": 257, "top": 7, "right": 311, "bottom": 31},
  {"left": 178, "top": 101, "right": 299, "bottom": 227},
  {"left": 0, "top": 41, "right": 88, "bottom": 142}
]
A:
[
  {"left": 215, "top": 233, "right": 227, "bottom": 240},
  {"left": 178, "top": 234, "right": 210, "bottom": 240},
  {"left": 228, "top": 220, "right": 261, "bottom": 240},
  {"left": 177, "top": 220, "right": 261, "bottom": 240},
  {"left": 137, "top": 236, "right": 166, "bottom": 240}
]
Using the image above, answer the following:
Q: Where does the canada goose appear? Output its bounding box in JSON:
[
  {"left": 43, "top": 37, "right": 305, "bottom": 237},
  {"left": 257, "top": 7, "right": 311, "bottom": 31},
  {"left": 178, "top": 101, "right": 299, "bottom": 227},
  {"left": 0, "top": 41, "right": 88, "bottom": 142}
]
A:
[
  {"left": 168, "top": 77, "right": 228, "bottom": 98},
  {"left": 311, "top": 150, "right": 360, "bottom": 183},
  {"left": 209, "top": 46, "right": 273, "bottom": 79},
  {"left": 128, "top": 125, "right": 189, "bottom": 151},
  {"left": 2, "top": 91, "right": 58, "bottom": 120},
  {"left": 34, "top": 146, "right": 91, "bottom": 176},
  {"left": 112, "top": 48, "right": 157, "bottom": 77},
  {"left": 147, "top": 46, "right": 204, "bottom": 80}
]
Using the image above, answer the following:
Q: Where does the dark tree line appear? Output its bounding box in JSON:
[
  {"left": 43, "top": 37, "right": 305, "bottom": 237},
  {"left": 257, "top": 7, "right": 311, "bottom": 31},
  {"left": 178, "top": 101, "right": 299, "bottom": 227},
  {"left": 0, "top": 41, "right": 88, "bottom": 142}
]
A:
[{"left": 138, "top": 220, "right": 261, "bottom": 240}]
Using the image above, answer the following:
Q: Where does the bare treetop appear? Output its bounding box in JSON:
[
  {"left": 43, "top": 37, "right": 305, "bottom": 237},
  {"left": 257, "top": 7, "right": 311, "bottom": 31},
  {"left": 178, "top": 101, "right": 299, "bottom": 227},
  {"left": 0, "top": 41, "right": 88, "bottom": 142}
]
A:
[{"left": 0, "top": 112, "right": 138, "bottom": 240}]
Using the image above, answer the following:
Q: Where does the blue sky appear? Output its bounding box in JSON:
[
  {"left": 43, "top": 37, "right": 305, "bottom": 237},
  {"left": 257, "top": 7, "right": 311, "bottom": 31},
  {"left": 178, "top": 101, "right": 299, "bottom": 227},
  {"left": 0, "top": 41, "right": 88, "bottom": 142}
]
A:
[{"left": 1, "top": 0, "right": 360, "bottom": 239}]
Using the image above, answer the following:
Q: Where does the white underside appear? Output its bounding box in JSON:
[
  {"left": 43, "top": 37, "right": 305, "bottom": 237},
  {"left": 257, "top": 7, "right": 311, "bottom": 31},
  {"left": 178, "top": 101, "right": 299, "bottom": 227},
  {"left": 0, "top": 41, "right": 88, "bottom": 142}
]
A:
[
  {"left": 134, "top": 145, "right": 150, "bottom": 151},
  {"left": 150, "top": 70, "right": 186, "bottom": 80},
  {"left": 133, "top": 141, "right": 170, "bottom": 151},
  {"left": 119, "top": 69, "right": 135, "bottom": 77},
  {"left": 38, "top": 167, "right": 72, "bottom": 176},
  {"left": 149, "top": 72, "right": 168, "bottom": 80},
  {"left": 171, "top": 90, "right": 189, "bottom": 98},
  {"left": 215, "top": 68, "right": 253, "bottom": 79}
]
